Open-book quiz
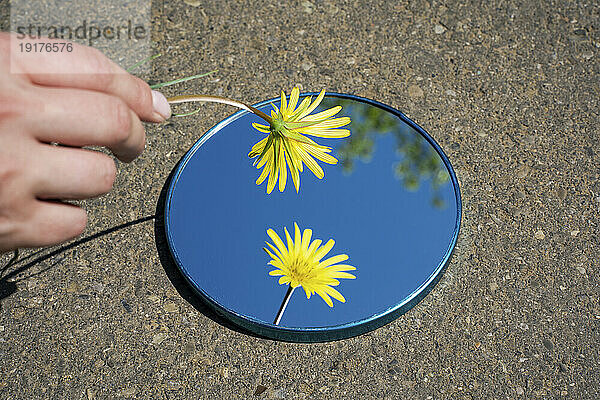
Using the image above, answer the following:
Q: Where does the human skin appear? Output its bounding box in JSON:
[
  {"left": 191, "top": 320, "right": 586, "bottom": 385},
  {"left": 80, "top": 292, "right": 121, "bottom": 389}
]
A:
[{"left": 0, "top": 33, "right": 171, "bottom": 252}]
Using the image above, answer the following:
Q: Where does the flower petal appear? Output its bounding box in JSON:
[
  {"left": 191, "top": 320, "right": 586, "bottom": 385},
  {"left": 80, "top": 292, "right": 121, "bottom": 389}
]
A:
[
  {"left": 306, "top": 239, "right": 322, "bottom": 258},
  {"left": 270, "top": 102, "right": 279, "bottom": 114},
  {"left": 255, "top": 163, "right": 270, "bottom": 185},
  {"left": 315, "top": 289, "right": 333, "bottom": 307},
  {"left": 301, "top": 228, "right": 312, "bottom": 253},
  {"left": 302, "top": 286, "right": 312, "bottom": 299},
  {"left": 265, "top": 242, "right": 287, "bottom": 264},
  {"left": 284, "top": 226, "right": 294, "bottom": 254},
  {"left": 279, "top": 276, "right": 290, "bottom": 285},
  {"left": 295, "top": 146, "right": 324, "bottom": 179},
  {"left": 300, "top": 128, "right": 351, "bottom": 138},
  {"left": 249, "top": 137, "right": 268, "bottom": 157},
  {"left": 294, "top": 222, "right": 301, "bottom": 256},
  {"left": 318, "top": 254, "right": 349, "bottom": 268},
  {"left": 288, "top": 87, "right": 300, "bottom": 114},
  {"left": 281, "top": 138, "right": 301, "bottom": 192},
  {"left": 266, "top": 144, "right": 279, "bottom": 194},
  {"left": 314, "top": 239, "right": 335, "bottom": 261},
  {"left": 326, "top": 271, "right": 356, "bottom": 280},
  {"left": 278, "top": 140, "right": 287, "bottom": 192},
  {"left": 280, "top": 90, "right": 288, "bottom": 117},
  {"left": 299, "top": 105, "right": 342, "bottom": 122},
  {"left": 326, "top": 264, "right": 356, "bottom": 272},
  {"left": 252, "top": 122, "right": 271, "bottom": 133},
  {"left": 287, "top": 96, "right": 312, "bottom": 122},
  {"left": 286, "top": 147, "right": 301, "bottom": 192},
  {"left": 254, "top": 134, "right": 275, "bottom": 167},
  {"left": 286, "top": 139, "right": 304, "bottom": 173},
  {"left": 301, "top": 143, "right": 338, "bottom": 165},
  {"left": 267, "top": 228, "right": 288, "bottom": 257},
  {"left": 324, "top": 285, "right": 346, "bottom": 303},
  {"left": 298, "top": 89, "right": 325, "bottom": 119}
]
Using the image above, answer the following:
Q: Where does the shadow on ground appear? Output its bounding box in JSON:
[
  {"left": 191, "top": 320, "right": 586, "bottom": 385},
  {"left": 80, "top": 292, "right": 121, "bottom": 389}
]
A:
[{"left": 0, "top": 215, "right": 155, "bottom": 301}]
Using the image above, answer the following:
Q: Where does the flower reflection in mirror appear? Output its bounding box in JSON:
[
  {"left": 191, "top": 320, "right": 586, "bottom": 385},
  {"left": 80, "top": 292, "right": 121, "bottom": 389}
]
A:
[
  {"left": 249, "top": 87, "right": 351, "bottom": 194},
  {"left": 264, "top": 222, "right": 356, "bottom": 325}
]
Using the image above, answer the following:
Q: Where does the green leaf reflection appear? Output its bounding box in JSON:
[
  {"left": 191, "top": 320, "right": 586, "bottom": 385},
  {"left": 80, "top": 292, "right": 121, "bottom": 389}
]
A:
[{"left": 323, "top": 98, "right": 450, "bottom": 208}]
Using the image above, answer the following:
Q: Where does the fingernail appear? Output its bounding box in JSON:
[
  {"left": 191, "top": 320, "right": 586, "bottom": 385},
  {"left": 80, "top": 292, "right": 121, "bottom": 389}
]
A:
[{"left": 152, "top": 90, "right": 171, "bottom": 120}]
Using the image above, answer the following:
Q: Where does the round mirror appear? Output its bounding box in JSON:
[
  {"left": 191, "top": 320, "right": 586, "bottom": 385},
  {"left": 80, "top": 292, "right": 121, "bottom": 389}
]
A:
[{"left": 164, "top": 93, "right": 461, "bottom": 342}]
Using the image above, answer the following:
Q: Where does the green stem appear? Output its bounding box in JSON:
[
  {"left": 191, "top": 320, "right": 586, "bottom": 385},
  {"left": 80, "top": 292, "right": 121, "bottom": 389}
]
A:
[
  {"left": 167, "top": 94, "right": 273, "bottom": 124},
  {"left": 150, "top": 70, "right": 218, "bottom": 90},
  {"left": 126, "top": 53, "right": 162, "bottom": 73},
  {"left": 273, "top": 285, "right": 295, "bottom": 325}
]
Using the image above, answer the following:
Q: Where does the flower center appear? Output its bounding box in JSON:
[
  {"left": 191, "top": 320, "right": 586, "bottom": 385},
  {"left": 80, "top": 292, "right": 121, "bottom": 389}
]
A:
[{"left": 289, "top": 258, "right": 313, "bottom": 284}]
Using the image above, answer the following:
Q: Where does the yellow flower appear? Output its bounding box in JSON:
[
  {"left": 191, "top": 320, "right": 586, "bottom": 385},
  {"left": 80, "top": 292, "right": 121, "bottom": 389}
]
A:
[
  {"left": 249, "top": 87, "right": 351, "bottom": 194},
  {"left": 264, "top": 222, "right": 356, "bottom": 307}
]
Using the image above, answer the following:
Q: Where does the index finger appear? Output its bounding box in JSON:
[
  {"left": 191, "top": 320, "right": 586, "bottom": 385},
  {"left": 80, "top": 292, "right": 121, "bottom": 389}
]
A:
[{"left": 4, "top": 32, "right": 170, "bottom": 122}]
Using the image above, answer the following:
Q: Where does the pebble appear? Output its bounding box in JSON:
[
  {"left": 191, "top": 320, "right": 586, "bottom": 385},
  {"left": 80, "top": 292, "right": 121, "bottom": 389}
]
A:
[
  {"left": 301, "top": 62, "right": 314, "bottom": 71},
  {"left": 559, "top": 363, "right": 568, "bottom": 373},
  {"left": 519, "top": 322, "right": 529, "bottom": 331},
  {"left": 254, "top": 385, "right": 267, "bottom": 395},
  {"left": 148, "top": 295, "right": 160, "bottom": 303},
  {"left": 582, "top": 51, "right": 594, "bottom": 60},
  {"left": 183, "top": 0, "right": 201, "bottom": 6},
  {"left": 301, "top": 1, "right": 314, "bottom": 13},
  {"left": 66, "top": 282, "right": 81, "bottom": 293},
  {"left": 516, "top": 386, "right": 524, "bottom": 395},
  {"left": 446, "top": 89, "right": 457, "bottom": 97},
  {"left": 542, "top": 339, "right": 554, "bottom": 350},
  {"left": 570, "top": 230, "right": 579, "bottom": 237},
  {"left": 163, "top": 301, "right": 178, "bottom": 312},
  {"left": 489, "top": 282, "right": 498, "bottom": 292},
  {"left": 408, "top": 85, "right": 424, "bottom": 98},
  {"left": 119, "top": 387, "right": 137, "bottom": 396},
  {"left": 184, "top": 341, "right": 195, "bottom": 354},
  {"left": 517, "top": 165, "right": 530, "bottom": 178},
  {"left": 152, "top": 332, "right": 167, "bottom": 345},
  {"left": 434, "top": 24, "right": 446, "bottom": 34},
  {"left": 576, "top": 266, "right": 586, "bottom": 275},
  {"left": 534, "top": 230, "right": 545, "bottom": 240},
  {"left": 219, "top": 367, "right": 230, "bottom": 378},
  {"left": 121, "top": 300, "right": 132, "bottom": 313},
  {"left": 27, "top": 297, "right": 43, "bottom": 308},
  {"left": 90, "top": 282, "right": 104, "bottom": 294}
]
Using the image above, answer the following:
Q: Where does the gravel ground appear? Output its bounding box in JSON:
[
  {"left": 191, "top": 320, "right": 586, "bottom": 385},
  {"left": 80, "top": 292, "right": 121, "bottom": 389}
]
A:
[{"left": 1, "top": 0, "right": 599, "bottom": 398}]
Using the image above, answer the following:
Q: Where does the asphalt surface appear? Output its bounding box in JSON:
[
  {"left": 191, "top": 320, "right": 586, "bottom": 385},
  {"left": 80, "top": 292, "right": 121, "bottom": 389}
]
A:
[{"left": 1, "top": 0, "right": 599, "bottom": 398}]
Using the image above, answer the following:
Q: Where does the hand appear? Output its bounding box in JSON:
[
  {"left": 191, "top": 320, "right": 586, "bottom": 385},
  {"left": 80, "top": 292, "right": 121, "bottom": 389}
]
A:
[{"left": 0, "top": 33, "right": 171, "bottom": 252}]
